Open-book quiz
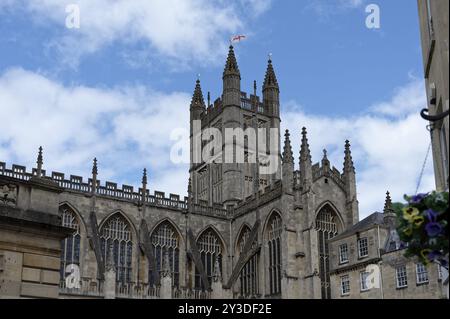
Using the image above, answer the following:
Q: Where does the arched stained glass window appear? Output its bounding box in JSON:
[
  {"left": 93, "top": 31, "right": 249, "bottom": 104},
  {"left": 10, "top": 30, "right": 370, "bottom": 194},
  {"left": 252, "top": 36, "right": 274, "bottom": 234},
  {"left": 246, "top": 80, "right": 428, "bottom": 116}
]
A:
[
  {"left": 149, "top": 221, "right": 180, "bottom": 287},
  {"left": 60, "top": 206, "right": 81, "bottom": 281},
  {"left": 100, "top": 214, "right": 133, "bottom": 283},
  {"left": 267, "top": 213, "right": 282, "bottom": 296},
  {"left": 195, "top": 229, "right": 223, "bottom": 290},
  {"left": 238, "top": 226, "right": 259, "bottom": 298},
  {"left": 315, "top": 205, "right": 341, "bottom": 299}
]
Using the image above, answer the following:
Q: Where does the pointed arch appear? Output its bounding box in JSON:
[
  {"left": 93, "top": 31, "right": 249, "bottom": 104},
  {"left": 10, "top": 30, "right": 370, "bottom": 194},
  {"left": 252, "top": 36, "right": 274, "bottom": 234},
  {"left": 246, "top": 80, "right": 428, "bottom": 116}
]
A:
[
  {"left": 59, "top": 202, "right": 87, "bottom": 234},
  {"left": 315, "top": 202, "right": 343, "bottom": 300},
  {"left": 59, "top": 204, "right": 83, "bottom": 282},
  {"left": 314, "top": 201, "right": 344, "bottom": 232},
  {"left": 234, "top": 223, "right": 252, "bottom": 254},
  {"left": 149, "top": 218, "right": 184, "bottom": 243},
  {"left": 236, "top": 223, "right": 259, "bottom": 298},
  {"left": 99, "top": 212, "right": 134, "bottom": 283},
  {"left": 99, "top": 210, "right": 138, "bottom": 241},
  {"left": 149, "top": 219, "right": 182, "bottom": 287},
  {"left": 263, "top": 210, "right": 283, "bottom": 239},
  {"left": 264, "top": 210, "right": 283, "bottom": 296},
  {"left": 194, "top": 226, "right": 225, "bottom": 290}
]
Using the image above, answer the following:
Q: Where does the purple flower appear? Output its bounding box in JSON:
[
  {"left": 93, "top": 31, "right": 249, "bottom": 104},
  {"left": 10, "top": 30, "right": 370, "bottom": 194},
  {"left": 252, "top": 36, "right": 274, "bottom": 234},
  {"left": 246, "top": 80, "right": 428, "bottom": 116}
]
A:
[
  {"left": 427, "top": 251, "right": 443, "bottom": 262},
  {"left": 425, "top": 209, "right": 438, "bottom": 222},
  {"left": 425, "top": 222, "right": 443, "bottom": 237},
  {"left": 410, "top": 193, "right": 428, "bottom": 204}
]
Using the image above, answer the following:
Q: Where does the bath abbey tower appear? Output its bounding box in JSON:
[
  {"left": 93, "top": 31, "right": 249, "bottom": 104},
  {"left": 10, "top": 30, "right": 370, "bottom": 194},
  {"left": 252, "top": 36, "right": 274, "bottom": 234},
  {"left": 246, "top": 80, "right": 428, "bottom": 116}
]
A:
[{"left": 0, "top": 46, "right": 444, "bottom": 299}]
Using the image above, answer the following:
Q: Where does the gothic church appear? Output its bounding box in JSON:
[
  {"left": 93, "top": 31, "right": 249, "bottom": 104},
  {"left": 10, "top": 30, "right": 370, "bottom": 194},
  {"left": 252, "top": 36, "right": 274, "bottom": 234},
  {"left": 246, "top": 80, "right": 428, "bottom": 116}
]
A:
[{"left": 0, "top": 46, "right": 367, "bottom": 299}]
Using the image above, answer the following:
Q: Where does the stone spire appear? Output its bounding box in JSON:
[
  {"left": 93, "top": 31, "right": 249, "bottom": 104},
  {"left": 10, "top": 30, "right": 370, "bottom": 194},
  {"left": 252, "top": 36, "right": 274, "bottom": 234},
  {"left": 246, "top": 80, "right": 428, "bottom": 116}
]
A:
[
  {"left": 383, "top": 191, "right": 396, "bottom": 226},
  {"left": 91, "top": 158, "right": 98, "bottom": 194},
  {"left": 299, "top": 127, "right": 313, "bottom": 187},
  {"left": 263, "top": 55, "right": 279, "bottom": 90},
  {"left": 343, "top": 140, "right": 355, "bottom": 174},
  {"left": 383, "top": 191, "right": 394, "bottom": 214},
  {"left": 342, "top": 140, "right": 359, "bottom": 225},
  {"left": 283, "top": 130, "right": 294, "bottom": 164},
  {"left": 300, "top": 127, "right": 312, "bottom": 164},
  {"left": 36, "top": 146, "right": 43, "bottom": 178},
  {"left": 141, "top": 168, "right": 148, "bottom": 202},
  {"left": 142, "top": 168, "right": 148, "bottom": 188},
  {"left": 188, "top": 177, "right": 192, "bottom": 197},
  {"left": 322, "top": 149, "right": 330, "bottom": 170},
  {"left": 190, "top": 79, "right": 206, "bottom": 110},
  {"left": 223, "top": 45, "right": 240, "bottom": 78}
]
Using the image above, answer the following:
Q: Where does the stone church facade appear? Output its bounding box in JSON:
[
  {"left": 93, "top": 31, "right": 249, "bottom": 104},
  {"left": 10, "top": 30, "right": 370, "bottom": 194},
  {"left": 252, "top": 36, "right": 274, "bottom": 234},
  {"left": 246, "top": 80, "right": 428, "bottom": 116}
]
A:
[{"left": 0, "top": 46, "right": 442, "bottom": 299}]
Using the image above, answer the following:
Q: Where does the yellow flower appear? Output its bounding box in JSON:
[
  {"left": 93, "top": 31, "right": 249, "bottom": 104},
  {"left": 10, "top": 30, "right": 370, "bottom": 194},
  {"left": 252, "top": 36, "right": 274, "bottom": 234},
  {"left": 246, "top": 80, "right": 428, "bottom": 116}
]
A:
[
  {"left": 413, "top": 216, "right": 425, "bottom": 228},
  {"left": 403, "top": 226, "right": 413, "bottom": 236},
  {"left": 403, "top": 207, "right": 420, "bottom": 223},
  {"left": 420, "top": 249, "right": 432, "bottom": 265}
]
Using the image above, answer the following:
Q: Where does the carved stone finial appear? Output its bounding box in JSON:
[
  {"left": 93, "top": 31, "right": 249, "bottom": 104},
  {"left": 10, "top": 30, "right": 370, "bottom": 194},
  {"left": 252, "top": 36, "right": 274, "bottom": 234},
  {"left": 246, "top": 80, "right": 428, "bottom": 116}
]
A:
[
  {"left": 343, "top": 140, "right": 355, "bottom": 174},
  {"left": 283, "top": 129, "right": 294, "bottom": 165},
  {"left": 384, "top": 191, "right": 394, "bottom": 214},
  {"left": 263, "top": 54, "right": 278, "bottom": 90},
  {"left": 36, "top": 146, "right": 43, "bottom": 178},
  {"left": 142, "top": 168, "right": 148, "bottom": 187},
  {"left": 300, "top": 127, "right": 312, "bottom": 163},
  {"left": 322, "top": 149, "right": 330, "bottom": 168},
  {"left": 190, "top": 78, "right": 206, "bottom": 109},
  {"left": 92, "top": 158, "right": 98, "bottom": 177}
]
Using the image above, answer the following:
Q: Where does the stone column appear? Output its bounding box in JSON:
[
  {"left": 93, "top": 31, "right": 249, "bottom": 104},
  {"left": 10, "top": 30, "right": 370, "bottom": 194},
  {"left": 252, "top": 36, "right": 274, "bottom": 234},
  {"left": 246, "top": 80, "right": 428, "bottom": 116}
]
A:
[
  {"left": 104, "top": 243, "right": 116, "bottom": 299},
  {"left": 160, "top": 250, "right": 172, "bottom": 299},
  {"left": 211, "top": 259, "right": 224, "bottom": 299}
]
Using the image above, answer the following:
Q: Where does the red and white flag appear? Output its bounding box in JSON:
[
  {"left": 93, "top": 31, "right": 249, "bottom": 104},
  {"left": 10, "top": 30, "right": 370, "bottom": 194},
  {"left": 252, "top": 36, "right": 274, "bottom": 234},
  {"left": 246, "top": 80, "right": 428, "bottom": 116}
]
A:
[{"left": 231, "top": 35, "right": 247, "bottom": 43}]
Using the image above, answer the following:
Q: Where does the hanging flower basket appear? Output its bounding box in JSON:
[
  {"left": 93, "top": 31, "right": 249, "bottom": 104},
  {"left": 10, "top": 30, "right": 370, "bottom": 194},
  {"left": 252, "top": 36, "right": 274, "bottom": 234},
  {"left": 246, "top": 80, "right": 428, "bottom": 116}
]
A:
[{"left": 393, "top": 191, "right": 449, "bottom": 269}]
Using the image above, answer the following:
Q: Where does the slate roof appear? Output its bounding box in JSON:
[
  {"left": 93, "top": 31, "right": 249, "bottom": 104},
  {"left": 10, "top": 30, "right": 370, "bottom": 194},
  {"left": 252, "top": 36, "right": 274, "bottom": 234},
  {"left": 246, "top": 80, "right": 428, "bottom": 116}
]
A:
[{"left": 331, "top": 212, "right": 386, "bottom": 241}]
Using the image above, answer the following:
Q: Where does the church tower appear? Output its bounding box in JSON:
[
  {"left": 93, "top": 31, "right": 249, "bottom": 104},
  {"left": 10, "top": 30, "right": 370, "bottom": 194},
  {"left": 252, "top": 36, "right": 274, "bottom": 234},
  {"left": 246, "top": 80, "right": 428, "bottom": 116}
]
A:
[
  {"left": 221, "top": 45, "right": 244, "bottom": 207},
  {"left": 189, "top": 46, "right": 283, "bottom": 208}
]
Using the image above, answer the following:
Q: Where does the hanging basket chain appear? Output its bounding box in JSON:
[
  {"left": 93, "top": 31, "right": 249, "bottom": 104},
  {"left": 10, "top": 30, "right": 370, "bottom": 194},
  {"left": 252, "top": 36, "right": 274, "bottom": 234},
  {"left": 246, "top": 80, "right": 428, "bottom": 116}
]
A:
[{"left": 415, "top": 142, "right": 432, "bottom": 195}]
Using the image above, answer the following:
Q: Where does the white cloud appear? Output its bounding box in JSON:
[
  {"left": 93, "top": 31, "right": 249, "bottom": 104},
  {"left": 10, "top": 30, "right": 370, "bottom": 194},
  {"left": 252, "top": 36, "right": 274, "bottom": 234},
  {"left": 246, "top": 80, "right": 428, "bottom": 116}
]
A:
[
  {"left": 0, "top": 68, "right": 435, "bottom": 220},
  {"left": 1, "top": 0, "right": 272, "bottom": 68},
  {"left": 0, "top": 67, "right": 190, "bottom": 195},
  {"left": 282, "top": 78, "right": 434, "bottom": 219},
  {"left": 240, "top": 0, "right": 273, "bottom": 17},
  {"left": 370, "top": 77, "right": 426, "bottom": 117}
]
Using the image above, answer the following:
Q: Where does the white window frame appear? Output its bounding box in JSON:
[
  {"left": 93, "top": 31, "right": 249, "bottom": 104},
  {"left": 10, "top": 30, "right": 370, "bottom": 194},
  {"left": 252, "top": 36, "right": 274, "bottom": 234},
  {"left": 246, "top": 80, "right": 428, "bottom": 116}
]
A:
[
  {"left": 360, "top": 271, "right": 370, "bottom": 292},
  {"left": 339, "top": 244, "right": 349, "bottom": 264},
  {"left": 358, "top": 238, "right": 369, "bottom": 258},
  {"left": 416, "top": 263, "right": 429, "bottom": 285},
  {"left": 341, "top": 275, "right": 350, "bottom": 296},
  {"left": 396, "top": 265, "right": 408, "bottom": 289},
  {"left": 438, "top": 264, "right": 443, "bottom": 280}
]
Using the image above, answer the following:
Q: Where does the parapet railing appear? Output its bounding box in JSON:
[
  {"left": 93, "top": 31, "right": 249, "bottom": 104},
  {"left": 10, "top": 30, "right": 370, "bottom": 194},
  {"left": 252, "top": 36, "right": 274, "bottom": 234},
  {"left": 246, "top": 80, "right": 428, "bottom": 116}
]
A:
[
  {"left": 116, "top": 282, "right": 160, "bottom": 299},
  {"left": 312, "top": 164, "right": 346, "bottom": 189},
  {"left": 0, "top": 162, "right": 188, "bottom": 211},
  {"left": 173, "top": 288, "right": 211, "bottom": 299},
  {"left": 59, "top": 278, "right": 104, "bottom": 298}
]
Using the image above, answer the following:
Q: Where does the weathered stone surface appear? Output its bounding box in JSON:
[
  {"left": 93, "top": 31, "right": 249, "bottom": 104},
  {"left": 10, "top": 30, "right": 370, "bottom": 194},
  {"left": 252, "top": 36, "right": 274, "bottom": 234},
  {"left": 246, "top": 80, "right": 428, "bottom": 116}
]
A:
[{"left": 23, "top": 254, "right": 60, "bottom": 271}]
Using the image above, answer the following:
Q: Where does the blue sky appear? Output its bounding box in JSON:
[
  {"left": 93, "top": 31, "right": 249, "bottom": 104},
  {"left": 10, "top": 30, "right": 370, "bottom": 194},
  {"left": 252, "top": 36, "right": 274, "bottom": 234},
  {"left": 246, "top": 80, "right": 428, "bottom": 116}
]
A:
[{"left": 0, "top": 0, "right": 435, "bottom": 218}]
